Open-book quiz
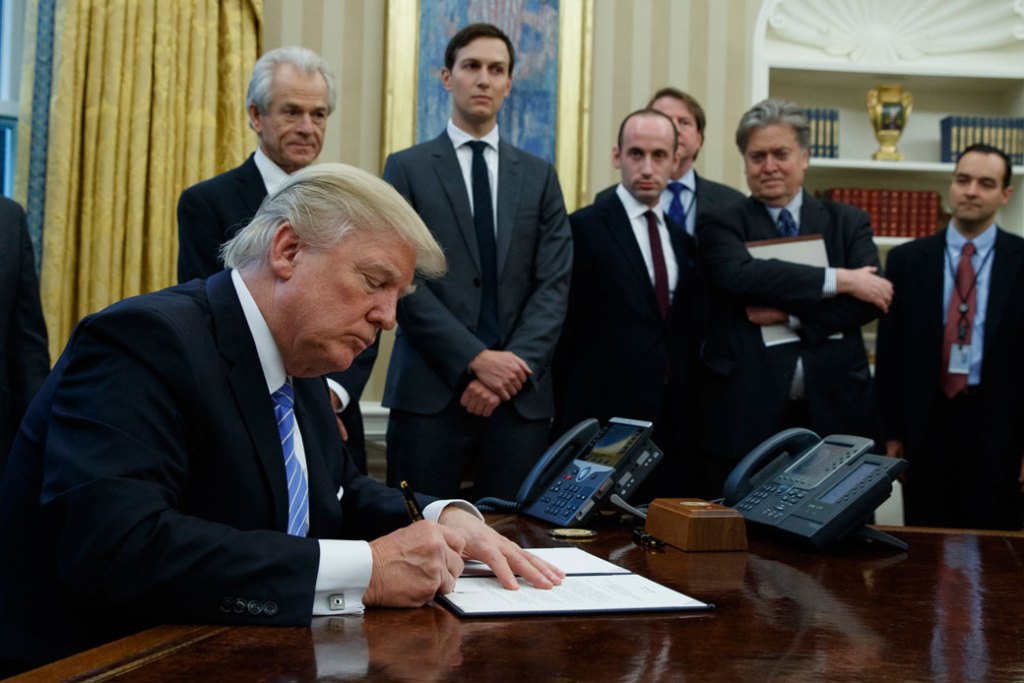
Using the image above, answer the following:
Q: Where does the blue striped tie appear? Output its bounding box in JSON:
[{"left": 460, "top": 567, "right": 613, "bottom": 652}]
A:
[
  {"left": 778, "top": 208, "right": 799, "bottom": 238},
  {"left": 272, "top": 383, "right": 308, "bottom": 536}
]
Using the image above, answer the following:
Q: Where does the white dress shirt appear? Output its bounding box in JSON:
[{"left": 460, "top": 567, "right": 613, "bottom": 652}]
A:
[
  {"left": 616, "top": 184, "right": 679, "bottom": 301},
  {"left": 447, "top": 119, "right": 500, "bottom": 235}
]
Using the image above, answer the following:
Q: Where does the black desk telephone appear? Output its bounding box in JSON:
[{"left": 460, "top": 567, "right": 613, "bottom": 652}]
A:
[
  {"left": 723, "top": 428, "right": 908, "bottom": 550},
  {"left": 475, "top": 417, "right": 663, "bottom": 527}
]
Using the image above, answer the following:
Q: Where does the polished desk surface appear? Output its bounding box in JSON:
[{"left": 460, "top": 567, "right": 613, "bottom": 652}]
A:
[{"left": 14, "top": 516, "right": 1024, "bottom": 682}]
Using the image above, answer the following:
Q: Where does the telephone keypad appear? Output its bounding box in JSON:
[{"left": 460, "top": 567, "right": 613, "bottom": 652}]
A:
[
  {"left": 539, "top": 466, "right": 598, "bottom": 520},
  {"left": 735, "top": 482, "right": 808, "bottom": 520}
]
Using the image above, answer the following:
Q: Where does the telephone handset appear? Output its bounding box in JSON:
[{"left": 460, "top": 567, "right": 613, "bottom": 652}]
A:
[
  {"left": 723, "top": 428, "right": 908, "bottom": 550},
  {"left": 475, "top": 417, "right": 664, "bottom": 527}
]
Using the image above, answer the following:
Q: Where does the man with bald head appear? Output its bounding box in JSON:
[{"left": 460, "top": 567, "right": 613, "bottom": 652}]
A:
[{"left": 555, "top": 108, "right": 702, "bottom": 501}]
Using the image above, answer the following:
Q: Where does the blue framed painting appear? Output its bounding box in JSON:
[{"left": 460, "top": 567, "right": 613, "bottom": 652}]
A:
[{"left": 415, "top": 0, "right": 561, "bottom": 163}]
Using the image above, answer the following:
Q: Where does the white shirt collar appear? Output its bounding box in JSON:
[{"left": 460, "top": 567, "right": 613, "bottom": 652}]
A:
[
  {"left": 764, "top": 189, "right": 804, "bottom": 225},
  {"left": 672, "top": 167, "right": 696, "bottom": 191},
  {"left": 230, "top": 269, "right": 287, "bottom": 393},
  {"left": 947, "top": 221, "right": 997, "bottom": 252},
  {"left": 616, "top": 183, "right": 662, "bottom": 222},
  {"left": 447, "top": 119, "right": 500, "bottom": 150},
  {"left": 253, "top": 147, "right": 292, "bottom": 195}
]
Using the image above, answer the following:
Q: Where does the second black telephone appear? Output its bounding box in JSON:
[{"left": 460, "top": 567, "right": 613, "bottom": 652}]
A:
[
  {"left": 475, "top": 417, "right": 663, "bottom": 527},
  {"left": 722, "top": 428, "right": 908, "bottom": 550}
]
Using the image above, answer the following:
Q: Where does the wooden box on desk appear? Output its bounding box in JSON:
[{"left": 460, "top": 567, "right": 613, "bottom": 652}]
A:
[{"left": 645, "top": 498, "right": 748, "bottom": 552}]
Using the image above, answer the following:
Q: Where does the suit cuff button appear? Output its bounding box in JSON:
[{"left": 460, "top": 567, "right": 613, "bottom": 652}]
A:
[
  {"left": 219, "top": 597, "right": 234, "bottom": 613},
  {"left": 263, "top": 601, "right": 279, "bottom": 617},
  {"left": 247, "top": 600, "right": 264, "bottom": 616},
  {"left": 233, "top": 598, "right": 247, "bottom": 614}
]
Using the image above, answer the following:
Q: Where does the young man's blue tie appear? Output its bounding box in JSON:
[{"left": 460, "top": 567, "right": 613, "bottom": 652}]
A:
[{"left": 667, "top": 181, "right": 687, "bottom": 227}]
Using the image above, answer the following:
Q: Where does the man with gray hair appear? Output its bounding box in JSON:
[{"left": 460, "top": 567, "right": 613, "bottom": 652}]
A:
[
  {"left": 0, "top": 164, "right": 563, "bottom": 675},
  {"left": 177, "top": 46, "right": 374, "bottom": 472},
  {"left": 695, "top": 98, "right": 893, "bottom": 494}
]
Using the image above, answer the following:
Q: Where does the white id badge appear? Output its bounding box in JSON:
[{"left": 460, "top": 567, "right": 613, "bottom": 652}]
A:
[{"left": 948, "top": 344, "right": 971, "bottom": 375}]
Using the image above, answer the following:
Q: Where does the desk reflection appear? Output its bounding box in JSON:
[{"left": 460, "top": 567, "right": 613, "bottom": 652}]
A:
[{"left": 313, "top": 608, "right": 463, "bottom": 681}]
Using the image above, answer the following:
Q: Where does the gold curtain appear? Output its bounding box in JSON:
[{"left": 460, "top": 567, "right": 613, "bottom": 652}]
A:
[{"left": 38, "top": 0, "right": 262, "bottom": 360}]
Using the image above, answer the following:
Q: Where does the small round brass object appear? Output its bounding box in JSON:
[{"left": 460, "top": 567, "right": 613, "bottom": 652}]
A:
[{"left": 549, "top": 527, "right": 598, "bottom": 539}]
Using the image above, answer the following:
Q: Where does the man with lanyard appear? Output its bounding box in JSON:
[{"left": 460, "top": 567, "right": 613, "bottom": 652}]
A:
[{"left": 876, "top": 143, "right": 1024, "bottom": 530}]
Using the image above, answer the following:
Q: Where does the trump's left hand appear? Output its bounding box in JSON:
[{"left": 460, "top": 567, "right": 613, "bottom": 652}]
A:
[{"left": 438, "top": 507, "right": 565, "bottom": 590}]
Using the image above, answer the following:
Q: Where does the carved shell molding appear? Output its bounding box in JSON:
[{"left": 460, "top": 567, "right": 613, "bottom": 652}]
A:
[{"left": 766, "top": 0, "right": 1024, "bottom": 64}]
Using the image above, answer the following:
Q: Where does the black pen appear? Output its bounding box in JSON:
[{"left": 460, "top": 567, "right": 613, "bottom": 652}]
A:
[{"left": 399, "top": 480, "right": 425, "bottom": 522}]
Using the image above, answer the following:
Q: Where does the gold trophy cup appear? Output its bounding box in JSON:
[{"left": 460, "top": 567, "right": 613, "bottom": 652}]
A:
[{"left": 867, "top": 85, "right": 912, "bottom": 161}]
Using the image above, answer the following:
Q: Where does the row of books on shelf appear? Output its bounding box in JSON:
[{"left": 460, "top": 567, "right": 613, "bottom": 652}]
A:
[
  {"left": 823, "top": 188, "right": 945, "bottom": 239},
  {"left": 940, "top": 115, "right": 1024, "bottom": 166},
  {"left": 806, "top": 108, "right": 838, "bottom": 159}
]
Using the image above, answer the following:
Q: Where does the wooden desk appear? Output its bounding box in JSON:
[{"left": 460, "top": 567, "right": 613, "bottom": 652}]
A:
[{"left": 15, "top": 517, "right": 1024, "bottom": 682}]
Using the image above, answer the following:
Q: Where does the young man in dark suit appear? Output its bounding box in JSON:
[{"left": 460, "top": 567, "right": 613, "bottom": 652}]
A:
[
  {"left": 0, "top": 164, "right": 562, "bottom": 675},
  {"left": 381, "top": 24, "right": 572, "bottom": 500},
  {"left": 176, "top": 47, "right": 374, "bottom": 472},
  {"left": 554, "top": 109, "right": 701, "bottom": 501},
  {"left": 697, "top": 98, "right": 893, "bottom": 495},
  {"left": 0, "top": 197, "right": 49, "bottom": 470},
  {"left": 594, "top": 87, "right": 745, "bottom": 232},
  {"left": 875, "top": 144, "right": 1024, "bottom": 530}
]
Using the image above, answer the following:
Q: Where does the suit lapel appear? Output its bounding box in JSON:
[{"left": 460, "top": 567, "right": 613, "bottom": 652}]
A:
[
  {"left": 747, "top": 198, "right": 782, "bottom": 241},
  {"left": 496, "top": 141, "right": 522, "bottom": 277},
  {"left": 236, "top": 154, "right": 269, "bottom": 216},
  {"left": 983, "top": 229, "right": 1022, "bottom": 351},
  {"left": 921, "top": 231, "right": 946, "bottom": 331},
  {"left": 430, "top": 134, "right": 481, "bottom": 272},
  {"left": 603, "top": 195, "right": 662, "bottom": 317},
  {"left": 207, "top": 271, "right": 291, "bottom": 532}
]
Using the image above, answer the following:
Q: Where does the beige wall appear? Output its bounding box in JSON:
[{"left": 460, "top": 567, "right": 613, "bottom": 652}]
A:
[{"left": 262, "top": 0, "right": 765, "bottom": 400}]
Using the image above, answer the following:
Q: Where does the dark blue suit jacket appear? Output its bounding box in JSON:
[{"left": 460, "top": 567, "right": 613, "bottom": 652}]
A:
[
  {"left": 875, "top": 227, "right": 1024, "bottom": 527},
  {"left": 0, "top": 197, "right": 49, "bottom": 465},
  {"left": 554, "top": 191, "right": 700, "bottom": 437},
  {"left": 0, "top": 271, "right": 425, "bottom": 672}
]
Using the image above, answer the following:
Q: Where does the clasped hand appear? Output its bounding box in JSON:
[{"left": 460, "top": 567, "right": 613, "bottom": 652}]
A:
[{"left": 460, "top": 350, "right": 532, "bottom": 417}]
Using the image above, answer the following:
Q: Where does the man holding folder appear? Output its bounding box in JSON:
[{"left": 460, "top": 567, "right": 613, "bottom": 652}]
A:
[{"left": 696, "top": 99, "right": 893, "bottom": 493}]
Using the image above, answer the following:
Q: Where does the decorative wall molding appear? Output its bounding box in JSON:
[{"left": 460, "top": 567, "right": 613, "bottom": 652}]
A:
[{"left": 763, "top": 0, "right": 1024, "bottom": 67}]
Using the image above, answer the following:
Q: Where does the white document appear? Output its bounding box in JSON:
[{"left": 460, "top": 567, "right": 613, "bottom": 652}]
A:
[
  {"left": 745, "top": 235, "right": 835, "bottom": 347},
  {"left": 460, "top": 547, "right": 630, "bottom": 577},
  {"left": 439, "top": 547, "right": 713, "bottom": 617}
]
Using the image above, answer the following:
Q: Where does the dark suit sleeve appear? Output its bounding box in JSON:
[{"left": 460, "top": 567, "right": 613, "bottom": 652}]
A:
[
  {"left": 502, "top": 163, "right": 572, "bottom": 377},
  {"left": 873, "top": 247, "right": 906, "bottom": 443},
  {"left": 6, "top": 204, "right": 50, "bottom": 430},
  {"left": 699, "top": 202, "right": 883, "bottom": 343},
  {"left": 698, "top": 207, "right": 829, "bottom": 306},
  {"left": 41, "top": 307, "right": 322, "bottom": 626},
  {"left": 383, "top": 153, "right": 490, "bottom": 386},
  {"left": 177, "top": 187, "right": 226, "bottom": 283}
]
